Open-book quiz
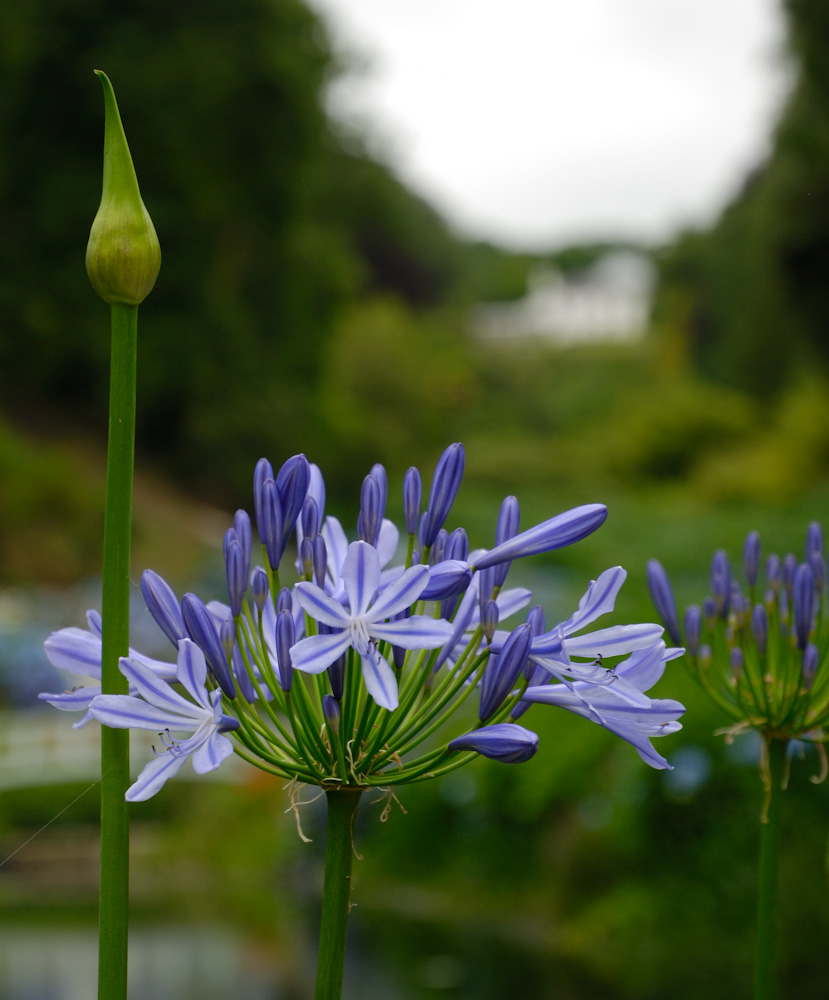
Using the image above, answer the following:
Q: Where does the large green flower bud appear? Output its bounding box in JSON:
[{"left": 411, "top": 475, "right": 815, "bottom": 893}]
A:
[{"left": 85, "top": 71, "right": 160, "bottom": 305}]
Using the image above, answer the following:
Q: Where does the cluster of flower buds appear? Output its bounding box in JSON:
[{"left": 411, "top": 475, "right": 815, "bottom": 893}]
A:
[
  {"left": 647, "top": 523, "right": 829, "bottom": 770},
  {"left": 42, "top": 444, "right": 684, "bottom": 800}
]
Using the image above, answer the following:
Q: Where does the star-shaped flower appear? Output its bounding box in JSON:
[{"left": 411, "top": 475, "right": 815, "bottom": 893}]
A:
[
  {"left": 90, "top": 639, "right": 239, "bottom": 801},
  {"left": 291, "top": 541, "right": 454, "bottom": 710}
]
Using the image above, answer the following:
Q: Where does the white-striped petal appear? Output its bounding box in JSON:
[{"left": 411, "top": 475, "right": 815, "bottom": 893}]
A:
[
  {"left": 44, "top": 628, "right": 102, "bottom": 679},
  {"left": 564, "top": 623, "right": 663, "bottom": 658},
  {"left": 90, "top": 694, "right": 199, "bottom": 733},
  {"left": 342, "top": 542, "right": 381, "bottom": 616},
  {"left": 359, "top": 648, "right": 399, "bottom": 710},
  {"left": 294, "top": 583, "right": 351, "bottom": 629},
  {"left": 118, "top": 657, "right": 205, "bottom": 718},
  {"left": 290, "top": 630, "right": 351, "bottom": 674},
  {"left": 175, "top": 639, "right": 211, "bottom": 710},
  {"left": 368, "top": 564, "right": 430, "bottom": 620},
  {"left": 191, "top": 731, "right": 235, "bottom": 774},
  {"left": 370, "top": 615, "right": 454, "bottom": 650},
  {"left": 126, "top": 752, "right": 189, "bottom": 802}
]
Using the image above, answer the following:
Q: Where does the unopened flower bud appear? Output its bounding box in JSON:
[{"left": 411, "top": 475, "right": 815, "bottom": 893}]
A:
[
  {"left": 481, "top": 599, "right": 499, "bottom": 644},
  {"left": 252, "top": 567, "right": 269, "bottom": 612},
  {"left": 85, "top": 72, "right": 160, "bottom": 305},
  {"left": 744, "top": 531, "right": 761, "bottom": 588},
  {"left": 802, "top": 642, "right": 820, "bottom": 691},
  {"left": 751, "top": 603, "right": 768, "bottom": 655},
  {"left": 322, "top": 694, "right": 340, "bottom": 734}
]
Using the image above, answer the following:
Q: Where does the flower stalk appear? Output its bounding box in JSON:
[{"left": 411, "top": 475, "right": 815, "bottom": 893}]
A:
[
  {"left": 315, "top": 788, "right": 363, "bottom": 1000},
  {"left": 87, "top": 71, "right": 158, "bottom": 1000},
  {"left": 754, "top": 736, "right": 788, "bottom": 1000},
  {"left": 97, "top": 300, "right": 137, "bottom": 1000}
]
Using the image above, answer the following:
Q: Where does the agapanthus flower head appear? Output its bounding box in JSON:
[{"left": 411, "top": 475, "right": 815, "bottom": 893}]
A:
[
  {"left": 42, "top": 446, "right": 684, "bottom": 800},
  {"left": 649, "top": 523, "right": 829, "bottom": 765}
]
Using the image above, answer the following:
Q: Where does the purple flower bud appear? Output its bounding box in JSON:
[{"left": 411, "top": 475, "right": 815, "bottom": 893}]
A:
[
  {"left": 794, "top": 562, "right": 814, "bottom": 650},
  {"left": 421, "top": 443, "right": 465, "bottom": 549},
  {"left": 479, "top": 622, "right": 532, "bottom": 722},
  {"left": 302, "top": 497, "right": 320, "bottom": 541},
  {"left": 473, "top": 504, "right": 608, "bottom": 570},
  {"left": 448, "top": 722, "right": 539, "bottom": 763},
  {"left": 313, "top": 535, "right": 328, "bottom": 589},
  {"left": 233, "top": 510, "right": 252, "bottom": 582},
  {"left": 141, "top": 569, "right": 186, "bottom": 648},
  {"left": 420, "top": 560, "right": 472, "bottom": 601},
  {"left": 684, "top": 605, "right": 701, "bottom": 656},
  {"left": 253, "top": 458, "right": 274, "bottom": 544},
  {"left": 703, "top": 597, "right": 717, "bottom": 629},
  {"left": 252, "top": 567, "right": 269, "bottom": 612},
  {"left": 445, "top": 527, "right": 469, "bottom": 563},
  {"left": 807, "top": 521, "right": 823, "bottom": 562},
  {"left": 766, "top": 554, "right": 781, "bottom": 591},
  {"left": 478, "top": 566, "right": 497, "bottom": 609},
  {"left": 322, "top": 693, "right": 340, "bottom": 733},
  {"left": 430, "top": 529, "right": 448, "bottom": 566},
  {"left": 276, "top": 587, "right": 293, "bottom": 614},
  {"left": 711, "top": 550, "right": 731, "bottom": 617},
  {"left": 646, "top": 559, "right": 681, "bottom": 646},
  {"left": 492, "top": 495, "right": 520, "bottom": 587},
  {"left": 370, "top": 463, "right": 388, "bottom": 521},
  {"left": 751, "top": 603, "right": 768, "bottom": 655},
  {"left": 730, "top": 647, "right": 743, "bottom": 678},
  {"left": 275, "top": 609, "right": 295, "bottom": 692},
  {"left": 778, "top": 587, "right": 789, "bottom": 627},
  {"left": 224, "top": 534, "right": 246, "bottom": 617},
  {"left": 481, "top": 598, "right": 499, "bottom": 644},
  {"left": 783, "top": 553, "right": 797, "bottom": 595},
  {"left": 810, "top": 551, "right": 824, "bottom": 598},
  {"left": 359, "top": 474, "right": 383, "bottom": 546},
  {"left": 219, "top": 619, "right": 235, "bottom": 659},
  {"left": 403, "top": 466, "right": 421, "bottom": 536},
  {"left": 276, "top": 454, "right": 310, "bottom": 553},
  {"left": 260, "top": 479, "right": 284, "bottom": 570},
  {"left": 526, "top": 604, "right": 546, "bottom": 638},
  {"left": 744, "top": 530, "right": 760, "bottom": 588},
  {"left": 802, "top": 642, "right": 820, "bottom": 691},
  {"left": 181, "top": 593, "right": 236, "bottom": 698},
  {"left": 300, "top": 536, "right": 314, "bottom": 578}
]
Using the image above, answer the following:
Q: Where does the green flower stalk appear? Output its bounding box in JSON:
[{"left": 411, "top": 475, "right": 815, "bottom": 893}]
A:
[
  {"left": 648, "top": 523, "right": 829, "bottom": 1000},
  {"left": 87, "top": 71, "right": 159, "bottom": 1000}
]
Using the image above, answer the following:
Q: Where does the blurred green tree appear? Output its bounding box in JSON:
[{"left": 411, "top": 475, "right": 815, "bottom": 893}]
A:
[
  {"left": 0, "top": 0, "right": 467, "bottom": 497},
  {"left": 657, "top": 0, "right": 829, "bottom": 396}
]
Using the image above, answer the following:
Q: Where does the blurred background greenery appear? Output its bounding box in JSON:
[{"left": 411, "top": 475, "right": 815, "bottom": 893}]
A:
[{"left": 1, "top": 0, "right": 828, "bottom": 997}]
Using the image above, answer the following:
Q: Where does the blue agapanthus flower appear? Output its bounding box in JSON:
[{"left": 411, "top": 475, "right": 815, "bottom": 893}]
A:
[{"left": 42, "top": 444, "right": 685, "bottom": 799}]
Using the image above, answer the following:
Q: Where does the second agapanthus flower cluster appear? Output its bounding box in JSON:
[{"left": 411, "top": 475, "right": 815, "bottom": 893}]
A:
[
  {"left": 42, "top": 444, "right": 685, "bottom": 800},
  {"left": 648, "top": 522, "right": 829, "bottom": 764}
]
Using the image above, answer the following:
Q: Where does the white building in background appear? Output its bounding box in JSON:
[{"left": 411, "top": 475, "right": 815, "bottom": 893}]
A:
[{"left": 469, "top": 250, "right": 657, "bottom": 347}]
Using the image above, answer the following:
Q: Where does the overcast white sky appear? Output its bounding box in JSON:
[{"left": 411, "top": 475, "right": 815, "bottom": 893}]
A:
[{"left": 309, "top": 0, "right": 790, "bottom": 249}]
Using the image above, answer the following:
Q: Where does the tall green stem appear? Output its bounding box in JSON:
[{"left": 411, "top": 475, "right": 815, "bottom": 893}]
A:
[
  {"left": 315, "top": 788, "right": 363, "bottom": 1000},
  {"left": 754, "top": 736, "right": 788, "bottom": 1000},
  {"left": 98, "top": 301, "right": 138, "bottom": 1000}
]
